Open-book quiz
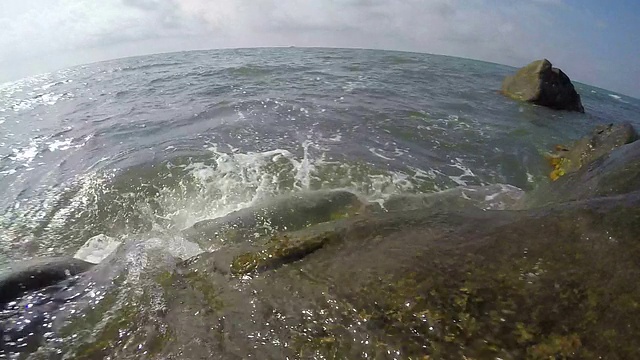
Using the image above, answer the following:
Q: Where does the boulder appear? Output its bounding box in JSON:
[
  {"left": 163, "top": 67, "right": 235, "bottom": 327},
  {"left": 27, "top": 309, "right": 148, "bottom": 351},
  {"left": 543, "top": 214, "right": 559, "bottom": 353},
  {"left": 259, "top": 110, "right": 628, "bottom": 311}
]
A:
[
  {"left": 546, "top": 122, "right": 638, "bottom": 181},
  {"left": 530, "top": 136, "right": 640, "bottom": 207},
  {"left": 0, "top": 257, "right": 93, "bottom": 305},
  {"left": 502, "top": 59, "right": 585, "bottom": 112}
]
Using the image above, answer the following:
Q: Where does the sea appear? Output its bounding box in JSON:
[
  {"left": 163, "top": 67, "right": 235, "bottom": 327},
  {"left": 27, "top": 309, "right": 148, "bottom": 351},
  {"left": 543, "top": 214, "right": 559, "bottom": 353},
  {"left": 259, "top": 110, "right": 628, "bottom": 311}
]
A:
[{"left": 1, "top": 47, "right": 639, "bottom": 263}]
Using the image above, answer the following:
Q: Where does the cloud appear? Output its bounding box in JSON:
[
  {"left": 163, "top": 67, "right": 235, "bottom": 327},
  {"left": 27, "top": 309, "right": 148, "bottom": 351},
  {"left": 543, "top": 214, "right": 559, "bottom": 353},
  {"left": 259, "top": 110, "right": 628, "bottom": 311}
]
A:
[
  {"left": 0, "top": 0, "right": 637, "bottom": 97},
  {"left": 0, "top": 0, "right": 559, "bottom": 63},
  {"left": 157, "top": 0, "right": 565, "bottom": 67}
]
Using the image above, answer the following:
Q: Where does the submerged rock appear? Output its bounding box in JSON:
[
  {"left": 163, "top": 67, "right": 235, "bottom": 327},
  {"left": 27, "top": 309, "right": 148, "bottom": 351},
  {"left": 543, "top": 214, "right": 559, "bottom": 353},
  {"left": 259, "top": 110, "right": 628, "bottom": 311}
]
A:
[
  {"left": 229, "top": 229, "right": 339, "bottom": 276},
  {"left": 382, "top": 184, "right": 525, "bottom": 212},
  {"left": 530, "top": 137, "right": 640, "bottom": 207},
  {"left": 546, "top": 122, "right": 638, "bottom": 180},
  {"left": 501, "top": 59, "right": 585, "bottom": 112},
  {"left": 0, "top": 256, "right": 93, "bottom": 306},
  {"left": 7, "top": 191, "right": 640, "bottom": 358},
  {"left": 182, "top": 189, "right": 366, "bottom": 248}
]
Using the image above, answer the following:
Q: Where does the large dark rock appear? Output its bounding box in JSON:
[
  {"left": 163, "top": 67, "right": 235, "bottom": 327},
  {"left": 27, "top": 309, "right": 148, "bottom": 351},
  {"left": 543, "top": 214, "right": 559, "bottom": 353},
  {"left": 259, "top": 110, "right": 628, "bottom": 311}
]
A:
[
  {"left": 0, "top": 257, "right": 93, "bottom": 305},
  {"left": 502, "top": 59, "right": 585, "bottom": 112},
  {"left": 530, "top": 138, "right": 640, "bottom": 207}
]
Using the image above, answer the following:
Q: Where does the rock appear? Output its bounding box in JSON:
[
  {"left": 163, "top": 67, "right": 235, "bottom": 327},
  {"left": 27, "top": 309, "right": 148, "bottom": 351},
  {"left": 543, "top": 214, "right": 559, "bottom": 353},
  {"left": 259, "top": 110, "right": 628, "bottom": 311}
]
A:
[
  {"left": 502, "top": 59, "right": 585, "bottom": 112},
  {"left": 230, "top": 230, "right": 339, "bottom": 276},
  {"left": 145, "top": 193, "right": 640, "bottom": 359},
  {"left": 8, "top": 190, "right": 640, "bottom": 358},
  {"left": 182, "top": 190, "right": 366, "bottom": 248},
  {"left": 546, "top": 122, "right": 638, "bottom": 180},
  {"left": 530, "top": 137, "right": 640, "bottom": 206},
  {"left": 0, "top": 257, "right": 93, "bottom": 305}
]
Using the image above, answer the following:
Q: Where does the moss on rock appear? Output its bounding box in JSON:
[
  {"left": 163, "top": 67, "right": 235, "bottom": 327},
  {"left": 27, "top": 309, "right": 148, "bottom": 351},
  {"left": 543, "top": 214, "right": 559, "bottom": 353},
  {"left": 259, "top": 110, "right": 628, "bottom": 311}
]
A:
[{"left": 231, "top": 232, "right": 338, "bottom": 275}]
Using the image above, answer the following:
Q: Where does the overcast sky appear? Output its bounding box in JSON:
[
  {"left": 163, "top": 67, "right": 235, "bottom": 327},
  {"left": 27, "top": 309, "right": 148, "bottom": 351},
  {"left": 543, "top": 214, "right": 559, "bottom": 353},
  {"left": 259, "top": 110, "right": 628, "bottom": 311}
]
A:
[{"left": 1, "top": 0, "right": 638, "bottom": 97}]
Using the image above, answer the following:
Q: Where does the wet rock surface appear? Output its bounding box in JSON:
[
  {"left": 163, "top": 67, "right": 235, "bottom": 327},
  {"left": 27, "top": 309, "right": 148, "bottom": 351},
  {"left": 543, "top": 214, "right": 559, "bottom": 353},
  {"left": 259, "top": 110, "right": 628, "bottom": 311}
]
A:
[
  {"left": 546, "top": 122, "right": 638, "bottom": 181},
  {"left": 0, "top": 257, "right": 93, "bottom": 305},
  {"left": 530, "top": 125, "right": 640, "bottom": 207},
  {"left": 381, "top": 184, "right": 526, "bottom": 212},
  {"left": 70, "top": 193, "right": 640, "bottom": 359}
]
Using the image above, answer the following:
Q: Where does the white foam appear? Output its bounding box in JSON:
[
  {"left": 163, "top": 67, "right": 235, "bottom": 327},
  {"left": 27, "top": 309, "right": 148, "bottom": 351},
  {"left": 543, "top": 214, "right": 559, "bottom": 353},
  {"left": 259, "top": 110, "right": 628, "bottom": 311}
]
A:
[
  {"left": 12, "top": 139, "right": 40, "bottom": 163},
  {"left": 293, "top": 140, "right": 315, "bottom": 190},
  {"left": 408, "top": 166, "right": 436, "bottom": 180},
  {"left": 4, "top": 135, "right": 470, "bottom": 266},
  {"left": 609, "top": 94, "right": 622, "bottom": 100},
  {"left": 527, "top": 172, "right": 534, "bottom": 183},
  {"left": 47, "top": 171, "right": 112, "bottom": 229},
  {"left": 143, "top": 236, "right": 204, "bottom": 261},
  {"left": 368, "top": 147, "right": 394, "bottom": 161},
  {"left": 0, "top": 169, "right": 17, "bottom": 175},
  {"left": 166, "top": 145, "right": 304, "bottom": 229},
  {"left": 448, "top": 158, "right": 478, "bottom": 186},
  {"left": 7, "top": 135, "right": 90, "bottom": 170},
  {"left": 48, "top": 138, "right": 73, "bottom": 152},
  {"left": 481, "top": 184, "right": 525, "bottom": 210},
  {"left": 148, "top": 140, "right": 438, "bottom": 232}
]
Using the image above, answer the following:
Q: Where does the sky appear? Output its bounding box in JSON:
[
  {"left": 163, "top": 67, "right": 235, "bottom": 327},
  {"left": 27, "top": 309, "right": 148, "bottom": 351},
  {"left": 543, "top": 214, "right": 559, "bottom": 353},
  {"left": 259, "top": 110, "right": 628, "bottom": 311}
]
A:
[{"left": 1, "top": 0, "right": 638, "bottom": 98}]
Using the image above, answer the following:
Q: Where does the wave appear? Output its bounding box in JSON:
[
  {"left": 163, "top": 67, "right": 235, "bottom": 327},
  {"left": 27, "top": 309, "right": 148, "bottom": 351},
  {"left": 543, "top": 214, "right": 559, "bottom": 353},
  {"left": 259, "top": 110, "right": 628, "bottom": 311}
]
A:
[
  {"left": 0, "top": 141, "right": 440, "bottom": 261},
  {"left": 119, "top": 61, "right": 186, "bottom": 73}
]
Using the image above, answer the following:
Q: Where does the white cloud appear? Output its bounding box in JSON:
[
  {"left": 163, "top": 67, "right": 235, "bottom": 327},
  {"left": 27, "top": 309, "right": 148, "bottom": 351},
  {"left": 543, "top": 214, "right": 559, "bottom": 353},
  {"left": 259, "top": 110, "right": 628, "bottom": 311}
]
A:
[{"left": 0, "top": 0, "right": 637, "bottom": 97}]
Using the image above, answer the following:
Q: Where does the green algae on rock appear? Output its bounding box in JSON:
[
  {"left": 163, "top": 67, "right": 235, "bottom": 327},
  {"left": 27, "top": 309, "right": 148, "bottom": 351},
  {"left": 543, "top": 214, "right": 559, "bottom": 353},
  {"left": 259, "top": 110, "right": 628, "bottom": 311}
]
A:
[
  {"left": 57, "top": 286, "right": 173, "bottom": 360},
  {"left": 501, "top": 59, "right": 585, "bottom": 112},
  {"left": 230, "top": 231, "right": 339, "bottom": 275}
]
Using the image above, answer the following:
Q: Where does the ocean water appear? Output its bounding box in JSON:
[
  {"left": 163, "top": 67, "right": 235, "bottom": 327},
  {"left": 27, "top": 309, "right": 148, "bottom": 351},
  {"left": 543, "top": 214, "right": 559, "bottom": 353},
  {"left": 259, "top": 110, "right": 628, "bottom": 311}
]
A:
[{"left": 1, "top": 47, "right": 639, "bottom": 264}]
